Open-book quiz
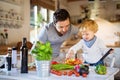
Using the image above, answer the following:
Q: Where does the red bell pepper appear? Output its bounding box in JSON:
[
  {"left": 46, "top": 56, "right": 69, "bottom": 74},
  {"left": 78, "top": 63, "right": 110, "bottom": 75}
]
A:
[{"left": 51, "top": 61, "right": 59, "bottom": 65}]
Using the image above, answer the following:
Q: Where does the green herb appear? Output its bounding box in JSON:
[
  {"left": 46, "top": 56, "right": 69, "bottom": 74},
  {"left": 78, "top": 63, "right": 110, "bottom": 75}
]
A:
[{"left": 31, "top": 41, "right": 53, "bottom": 60}]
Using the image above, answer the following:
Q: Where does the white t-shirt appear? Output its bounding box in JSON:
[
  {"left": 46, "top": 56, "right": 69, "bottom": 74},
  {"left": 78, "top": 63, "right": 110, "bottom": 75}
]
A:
[{"left": 69, "top": 37, "right": 109, "bottom": 63}]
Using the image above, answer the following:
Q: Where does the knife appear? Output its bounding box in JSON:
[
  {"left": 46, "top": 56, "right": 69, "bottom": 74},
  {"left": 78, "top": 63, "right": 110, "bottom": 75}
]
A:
[{"left": 97, "top": 48, "right": 114, "bottom": 63}]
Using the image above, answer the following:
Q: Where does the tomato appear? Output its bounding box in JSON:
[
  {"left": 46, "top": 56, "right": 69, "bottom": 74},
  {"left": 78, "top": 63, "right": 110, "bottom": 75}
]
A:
[
  {"left": 82, "top": 73, "right": 87, "bottom": 77},
  {"left": 68, "top": 70, "right": 73, "bottom": 76},
  {"left": 50, "top": 69, "right": 54, "bottom": 73},
  {"left": 75, "top": 73, "right": 80, "bottom": 77},
  {"left": 73, "top": 70, "right": 80, "bottom": 77},
  {"left": 50, "top": 69, "right": 62, "bottom": 76},
  {"left": 56, "top": 71, "right": 62, "bottom": 76},
  {"left": 63, "top": 71, "right": 67, "bottom": 75}
]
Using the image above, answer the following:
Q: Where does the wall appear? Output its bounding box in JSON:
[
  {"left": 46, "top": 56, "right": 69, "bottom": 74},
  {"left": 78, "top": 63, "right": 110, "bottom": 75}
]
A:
[
  {"left": 95, "top": 18, "right": 120, "bottom": 46},
  {"left": 68, "top": 1, "right": 88, "bottom": 16},
  {"left": 59, "top": 0, "right": 68, "bottom": 9},
  {"left": 0, "top": 0, "right": 30, "bottom": 46},
  {"left": 67, "top": 0, "right": 120, "bottom": 24}
]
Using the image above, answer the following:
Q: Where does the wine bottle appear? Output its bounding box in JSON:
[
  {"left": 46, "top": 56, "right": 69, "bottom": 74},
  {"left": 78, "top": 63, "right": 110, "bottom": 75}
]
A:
[{"left": 20, "top": 37, "right": 28, "bottom": 73}]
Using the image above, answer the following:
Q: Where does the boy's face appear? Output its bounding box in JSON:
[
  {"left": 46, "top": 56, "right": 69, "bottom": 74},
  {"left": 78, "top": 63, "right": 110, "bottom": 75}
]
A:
[
  {"left": 81, "top": 30, "right": 95, "bottom": 41},
  {"left": 55, "top": 18, "right": 70, "bottom": 35}
]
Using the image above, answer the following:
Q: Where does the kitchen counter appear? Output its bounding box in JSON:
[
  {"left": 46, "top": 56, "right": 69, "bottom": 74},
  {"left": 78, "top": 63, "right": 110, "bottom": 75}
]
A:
[
  {"left": 0, "top": 67, "right": 119, "bottom": 80},
  {"left": 0, "top": 45, "right": 11, "bottom": 55},
  {"left": 106, "top": 45, "right": 120, "bottom": 48}
]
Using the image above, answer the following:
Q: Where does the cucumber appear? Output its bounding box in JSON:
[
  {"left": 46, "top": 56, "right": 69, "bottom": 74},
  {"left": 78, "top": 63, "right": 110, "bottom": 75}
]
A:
[{"left": 51, "top": 64, "right": 74, "bottom": 70}]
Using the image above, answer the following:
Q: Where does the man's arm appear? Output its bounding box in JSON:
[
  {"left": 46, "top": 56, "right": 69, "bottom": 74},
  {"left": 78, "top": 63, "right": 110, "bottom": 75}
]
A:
[{"left": 37, "top": 26, "right": 48, "bottom": 43}]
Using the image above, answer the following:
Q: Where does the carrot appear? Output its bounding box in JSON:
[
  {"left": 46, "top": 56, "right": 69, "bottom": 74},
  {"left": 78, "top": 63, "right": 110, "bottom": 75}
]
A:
[{"left": 82, "top": 73, "right": 87, "bottom": 77}]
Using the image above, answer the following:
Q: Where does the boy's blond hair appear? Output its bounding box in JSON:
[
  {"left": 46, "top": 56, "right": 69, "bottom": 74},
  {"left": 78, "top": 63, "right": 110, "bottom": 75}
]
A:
[{"left": 79, "top": 19, "right": 98, "bottom": 33}]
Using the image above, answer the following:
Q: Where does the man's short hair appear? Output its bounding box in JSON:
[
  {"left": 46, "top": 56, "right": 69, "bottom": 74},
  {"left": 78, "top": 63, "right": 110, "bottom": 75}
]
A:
[{"left": 53, "top": 9, "right": 70, "bottom": 24}]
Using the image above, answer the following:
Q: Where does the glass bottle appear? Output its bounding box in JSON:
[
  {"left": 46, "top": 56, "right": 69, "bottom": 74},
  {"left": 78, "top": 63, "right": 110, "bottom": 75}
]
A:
[{"left": 20, "top": 37, "right": 28, "bottom": 73}]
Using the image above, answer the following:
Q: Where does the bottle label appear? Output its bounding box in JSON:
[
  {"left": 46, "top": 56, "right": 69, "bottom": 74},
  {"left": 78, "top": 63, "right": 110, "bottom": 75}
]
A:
[
  {"left": 19, "top": 51, "right": 22, "bottom": 68},
  {"left": 12, "top": 50, "right": 17, "bottom": 65}
]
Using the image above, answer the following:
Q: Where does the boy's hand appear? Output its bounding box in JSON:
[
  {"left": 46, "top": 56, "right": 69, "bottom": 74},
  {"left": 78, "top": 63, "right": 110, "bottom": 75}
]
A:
[
  {"left": 110, "top": 49, "right": 114, "bottom": 54},
  {"left": 66, "top": 50, "right": 74, "bottom": 59}
]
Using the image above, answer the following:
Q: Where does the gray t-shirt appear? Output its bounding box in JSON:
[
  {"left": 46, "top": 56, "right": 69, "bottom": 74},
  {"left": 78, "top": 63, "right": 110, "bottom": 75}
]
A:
[{"left": 38, "top": 22, "right": 79, "bottom": 57}]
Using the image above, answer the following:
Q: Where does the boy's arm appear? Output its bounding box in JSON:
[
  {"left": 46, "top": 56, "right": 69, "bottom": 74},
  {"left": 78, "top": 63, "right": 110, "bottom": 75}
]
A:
[{"left": 66, "top": 40, "right": 82, "bottom": 59}]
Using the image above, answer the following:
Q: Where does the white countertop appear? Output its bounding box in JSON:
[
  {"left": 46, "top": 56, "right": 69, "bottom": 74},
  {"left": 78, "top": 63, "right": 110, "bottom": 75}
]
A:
[{"left": 0, "top": 67, "right": 119, "bottom": 80}]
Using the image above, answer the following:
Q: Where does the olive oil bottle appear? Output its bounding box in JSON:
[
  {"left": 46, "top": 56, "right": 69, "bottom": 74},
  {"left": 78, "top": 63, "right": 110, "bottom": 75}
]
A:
[{"left": 20, "top": 37, "right": 28, "bottom": 73}]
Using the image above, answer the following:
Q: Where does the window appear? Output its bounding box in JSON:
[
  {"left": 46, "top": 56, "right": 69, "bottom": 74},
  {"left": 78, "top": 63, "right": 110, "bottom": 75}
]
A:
[
  {"left": 40, "top": 7, "right": 47, "bottom": 22},
  {"left": 49, "top": 10, "right": 54, "bottom": 23},
  {"left": 30, "top": 5, "right": 54, "bottom": 28},
  {"left": 30, "top": 5, "right": 54, "bottom": 43}
]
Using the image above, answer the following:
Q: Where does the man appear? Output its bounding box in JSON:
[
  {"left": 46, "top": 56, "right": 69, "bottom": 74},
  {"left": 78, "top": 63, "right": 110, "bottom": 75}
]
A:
[{"left": 38, "top": 9, "right": 79, "bottom": 58}]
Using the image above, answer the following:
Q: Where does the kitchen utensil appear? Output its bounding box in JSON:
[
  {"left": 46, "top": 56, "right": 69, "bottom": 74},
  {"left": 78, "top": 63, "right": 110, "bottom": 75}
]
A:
[{"left": 96, "top": 48, "right": 114, "bottom": 65}]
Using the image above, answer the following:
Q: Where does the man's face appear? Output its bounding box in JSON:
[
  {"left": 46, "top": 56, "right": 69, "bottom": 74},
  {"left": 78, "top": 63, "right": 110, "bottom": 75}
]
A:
[{"left": 55, "top": 18, "right": 70, "bottom": 35}]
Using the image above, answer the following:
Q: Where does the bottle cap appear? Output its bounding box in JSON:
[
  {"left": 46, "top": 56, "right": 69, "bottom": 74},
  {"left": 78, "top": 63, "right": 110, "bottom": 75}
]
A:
[
  {"left": 23, "top": 37, "right": 26, "bottom": 39},
  {"left": 8, "top": 47, "right": 12, "bottom": 52},
  {"left": 7, "top": 47, "right": 12, "bottom": 56},
  {"left": 12, "top": 47, "right": 16, "bottom": 50}
]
